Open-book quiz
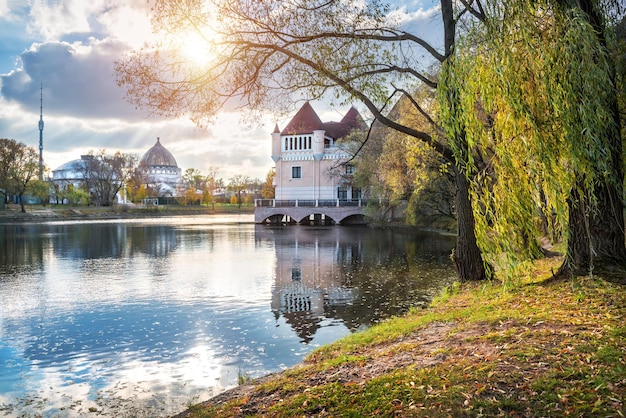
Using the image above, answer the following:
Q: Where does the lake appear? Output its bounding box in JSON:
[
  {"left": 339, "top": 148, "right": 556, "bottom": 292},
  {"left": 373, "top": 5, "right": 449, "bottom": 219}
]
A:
[{"left": 0, "top": 215, "right": 456, "bottom": 417}]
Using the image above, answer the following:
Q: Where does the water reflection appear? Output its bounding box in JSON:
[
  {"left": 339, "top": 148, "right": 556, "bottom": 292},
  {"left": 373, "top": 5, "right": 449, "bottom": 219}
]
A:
[
  {"left": 0, "top": 218, "right": 455, "bottom": 416},
  {"left": 257, "top": 225, "right": 455, "bottom": 341}
]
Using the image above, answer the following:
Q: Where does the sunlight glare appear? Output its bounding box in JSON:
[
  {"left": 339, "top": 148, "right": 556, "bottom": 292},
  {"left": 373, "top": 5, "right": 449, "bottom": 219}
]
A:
[{"left": 179, "top": 31, "right": 214, "bottom": 67}]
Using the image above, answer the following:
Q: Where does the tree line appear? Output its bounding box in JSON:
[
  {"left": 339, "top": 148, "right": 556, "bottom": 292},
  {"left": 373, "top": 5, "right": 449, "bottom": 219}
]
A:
[
  {"left": 0, "top": 141, "right": 274, "bottom": 210},
  {"left": 115, "top": 0, "right": 626, "bottom": 283}
]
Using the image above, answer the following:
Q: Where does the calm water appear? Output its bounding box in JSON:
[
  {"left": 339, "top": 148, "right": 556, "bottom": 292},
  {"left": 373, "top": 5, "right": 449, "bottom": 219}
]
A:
[{"left": 0, "top": 215, "right": 455, "bottom": 417}]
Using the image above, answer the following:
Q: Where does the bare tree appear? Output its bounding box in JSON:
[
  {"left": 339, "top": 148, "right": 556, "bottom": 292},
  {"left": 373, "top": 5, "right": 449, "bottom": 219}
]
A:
[
  {"left": 227, "top": 174, "right": 252, "bottom": 208},
  {"left": 204, "top": 168, "right": 223, "bottom": 209},
  {"left": 80, "top": 150, "right": 138, "bottom": 206}
]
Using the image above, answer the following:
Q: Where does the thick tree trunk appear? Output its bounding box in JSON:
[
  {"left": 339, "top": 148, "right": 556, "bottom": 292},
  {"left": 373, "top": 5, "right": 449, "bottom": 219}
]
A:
[
  {"left": 453, "top": 167, "right": 489, "bottom": 281},
  {"left": 559, "top": 179, "right": 626, "bottom": 278}
]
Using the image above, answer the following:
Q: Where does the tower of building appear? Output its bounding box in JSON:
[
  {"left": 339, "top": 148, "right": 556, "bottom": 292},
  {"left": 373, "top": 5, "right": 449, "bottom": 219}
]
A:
[{"left": 38, "top": 83, "right": 44, "bottom": 180}]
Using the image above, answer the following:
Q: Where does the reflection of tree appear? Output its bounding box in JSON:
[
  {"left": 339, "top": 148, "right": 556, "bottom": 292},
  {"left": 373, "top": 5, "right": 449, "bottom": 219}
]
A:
[
  {"left": 0, "top": 225, "right": 44, "bottom": 275},
  {"left": 128, "top": 225, "right": 178, "bottom": 259},
  {"left": 45, "top": 224, "right": 178, "bottom": 262},
  {"left": 53, "top": 224, "right": 126, "bottom": 259}
]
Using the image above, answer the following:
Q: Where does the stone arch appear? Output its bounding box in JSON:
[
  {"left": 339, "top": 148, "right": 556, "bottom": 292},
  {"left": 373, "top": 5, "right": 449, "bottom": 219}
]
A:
[
  {"left": 338, "top": 213, "right": 366, "bottom": 225},
  {"left": 254, "top": 205, "right": 366, "bottom": 225},
  {"left": 295, "top": 212, "right": 337, "bottom": 225}
]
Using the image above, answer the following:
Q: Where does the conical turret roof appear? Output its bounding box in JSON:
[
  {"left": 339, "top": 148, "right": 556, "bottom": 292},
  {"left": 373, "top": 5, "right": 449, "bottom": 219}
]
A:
[
  {"left": 341, "top": 107, "right": 366, "bottom": 129},
  {"left": 281, "top": 102, "right": 323, "bottom": 135}
]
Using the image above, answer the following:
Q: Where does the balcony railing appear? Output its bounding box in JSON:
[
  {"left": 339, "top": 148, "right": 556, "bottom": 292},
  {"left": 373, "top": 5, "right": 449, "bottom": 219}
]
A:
[{"left": 255, "top": 199, "right": 370, "bottom": 208}]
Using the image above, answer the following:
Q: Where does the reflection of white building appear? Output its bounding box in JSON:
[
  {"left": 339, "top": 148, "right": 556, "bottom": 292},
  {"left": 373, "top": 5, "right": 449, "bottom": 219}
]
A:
[
  {"left": 265, "top": 227, "right": 359, "bottom": 315},
  {"left": 258, "top": 225, "right": 359, "bottom": 343},
  {"left": 138, "top": 138, "right": 182, "bottom": 196}
]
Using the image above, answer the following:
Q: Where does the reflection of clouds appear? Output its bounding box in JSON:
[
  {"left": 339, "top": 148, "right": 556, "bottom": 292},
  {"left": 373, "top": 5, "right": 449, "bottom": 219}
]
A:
[
  {"left": 2, "top": 218, "right": 273, "bottom": 319},
  {"left": 0, "top": 347, "right": 221, "bottom": 416},
  {"left": 0, "top": 368, "right": 94, "bottom": 416},
  {"left": 0, "top": 218, "right": 454, "bottom": 416},
  {"left": 0, "top": 218, "right": 284, "bottom": 416},
  {"left": 1, "top": 302, "right": 274, "bottom": 416}
]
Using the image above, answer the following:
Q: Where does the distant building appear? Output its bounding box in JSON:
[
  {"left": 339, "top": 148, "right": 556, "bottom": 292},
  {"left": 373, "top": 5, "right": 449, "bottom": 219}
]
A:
[
  {"left": 271, "top": 102, "right": 365, "bottom": 201},
  {"left": 50, "top": 138, "right": 182, "bottom": 204},
  {"left": 51, "top": 156, "right": 89, "bottom": 186},
  {"left": 51, "top": 155, "right": 99, "bottom": 204},
  {"left": 138, "top": 137, "right": 182, "bottom": 196}
]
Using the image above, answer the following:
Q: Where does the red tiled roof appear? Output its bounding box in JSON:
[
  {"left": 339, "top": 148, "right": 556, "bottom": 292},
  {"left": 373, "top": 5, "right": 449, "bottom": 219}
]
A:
[
  {"left": 281, "top": 102, "right": 365, "bottom": 139},
  {"left": 341, "top": 106, "right": 366, "bottom": 129},
  {"left": 281, "top": 102, "right": 323, "bottom": 135},
  {"left": 322, "top": 121, "right": 353, "bottom": 139}
]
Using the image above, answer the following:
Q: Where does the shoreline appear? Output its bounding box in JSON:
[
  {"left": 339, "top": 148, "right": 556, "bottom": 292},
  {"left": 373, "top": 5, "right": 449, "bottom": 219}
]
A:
[{"left": 0, "top": 204, "right": 255, "bottom": 222}]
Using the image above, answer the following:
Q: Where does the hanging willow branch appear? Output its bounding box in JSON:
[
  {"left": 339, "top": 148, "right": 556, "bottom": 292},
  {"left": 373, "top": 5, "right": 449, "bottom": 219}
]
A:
[{"left": 439, "top": 0, "right": 622, "bottom": 276}]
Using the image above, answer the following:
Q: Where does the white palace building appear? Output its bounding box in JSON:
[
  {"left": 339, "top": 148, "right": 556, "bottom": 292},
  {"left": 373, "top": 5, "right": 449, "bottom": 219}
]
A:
[{"left": 256, "top": 102, "right": 369, "bottom": 225}]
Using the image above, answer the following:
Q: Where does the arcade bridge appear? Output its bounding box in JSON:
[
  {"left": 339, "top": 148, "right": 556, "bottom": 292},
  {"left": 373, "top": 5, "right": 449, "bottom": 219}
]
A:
[{"left": 254, "top": 199, "right": 369, "bottom": 225}]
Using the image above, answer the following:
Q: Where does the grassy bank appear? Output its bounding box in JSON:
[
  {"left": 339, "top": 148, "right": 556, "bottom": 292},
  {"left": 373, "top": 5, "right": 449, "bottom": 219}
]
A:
[
  {"left": 0, "top": 203, "right": 254, "bottom": 221},
  {"left": 177, "top": 256, "right": 626, "bottom": 417}
]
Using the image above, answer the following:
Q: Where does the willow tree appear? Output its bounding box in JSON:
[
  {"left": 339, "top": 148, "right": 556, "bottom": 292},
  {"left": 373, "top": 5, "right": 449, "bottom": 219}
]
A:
[
  {"left": 115, "top": 0, "right": 490, "bottom": 281},
  {"left": 440, "top": 0, "right": 626, "bottom": 279}
]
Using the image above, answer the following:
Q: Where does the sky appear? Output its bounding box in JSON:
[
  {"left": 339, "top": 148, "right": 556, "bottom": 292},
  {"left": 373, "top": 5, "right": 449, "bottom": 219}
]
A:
[{"left": 0, "top": 0, "right": 441, "bottom": 182}]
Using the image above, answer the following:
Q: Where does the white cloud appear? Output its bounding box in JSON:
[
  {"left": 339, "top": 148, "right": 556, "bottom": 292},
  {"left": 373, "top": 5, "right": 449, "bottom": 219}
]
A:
[
  {"left": 0, "top": 0, "right": 274, "bottom": 181},
  {"left": 23, "top": 0, "right": 147, "bottom": 41},
  {"left": 28, "top": 0, "right": 94, "bottom": 40},
  {"left": 0, "top": 0, "right": 26, "bottom": 21},
  {"left": 97, "top": 5, "right": 153, "bottom": 48},
  {"left": 0, "top": 0, "right": 10, "bottom": 18},
  {"left": 1, "top": 39, "right": 146, "bottom": 119}
]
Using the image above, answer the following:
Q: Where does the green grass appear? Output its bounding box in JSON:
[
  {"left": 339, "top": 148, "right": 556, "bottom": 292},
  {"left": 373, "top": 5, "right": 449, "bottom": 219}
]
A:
[
  {"left": 2, "top": 202, "right": 254, "bottom": 218},
  {"left": 181, "top": 257, "right": 626, "bottom": 417}
]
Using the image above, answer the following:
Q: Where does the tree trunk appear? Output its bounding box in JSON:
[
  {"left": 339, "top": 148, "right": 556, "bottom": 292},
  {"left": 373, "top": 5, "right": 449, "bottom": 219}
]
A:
[
  {"left": 559, "top": 179, "right": 626, "bottom": 278},
  {"left": 18, "top": 193, "right": 26, "bottom": 213},
  {"left": 453, "top": 167, "right": 489, "bottom": 281},
  {"left": 557, "top": 0, "right": 626, "bottom": 278}
]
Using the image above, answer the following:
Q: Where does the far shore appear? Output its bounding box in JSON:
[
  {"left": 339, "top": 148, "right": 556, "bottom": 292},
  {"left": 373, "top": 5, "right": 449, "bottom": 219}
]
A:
[{"left": 0, "top": 203, "right": 255, "bottom": 222}]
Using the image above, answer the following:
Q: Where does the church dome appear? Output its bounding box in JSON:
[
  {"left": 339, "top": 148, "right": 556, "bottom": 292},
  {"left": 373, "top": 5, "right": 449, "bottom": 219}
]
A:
[
  {"left": 52, "top": 158, "right": 86, "bottom": 181},
  {"left": 140, "top": 138, "right": 178, "bottom": 167}
]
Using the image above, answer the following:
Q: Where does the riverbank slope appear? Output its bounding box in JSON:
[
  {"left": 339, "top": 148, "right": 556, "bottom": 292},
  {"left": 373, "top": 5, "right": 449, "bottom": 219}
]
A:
[{"left": 174, "top": 255, "right": 626, "bottom": 417}]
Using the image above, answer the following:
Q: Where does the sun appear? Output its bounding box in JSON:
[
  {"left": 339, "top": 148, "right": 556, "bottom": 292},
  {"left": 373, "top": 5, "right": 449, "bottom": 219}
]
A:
[{"left": 179, "top": 31, "right": 215, "bottom": 67}]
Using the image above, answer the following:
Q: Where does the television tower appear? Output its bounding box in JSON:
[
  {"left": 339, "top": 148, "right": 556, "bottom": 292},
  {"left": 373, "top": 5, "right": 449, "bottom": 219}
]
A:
[{"left": 38, "top": 83, "right": 44, "bottom": 180}]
